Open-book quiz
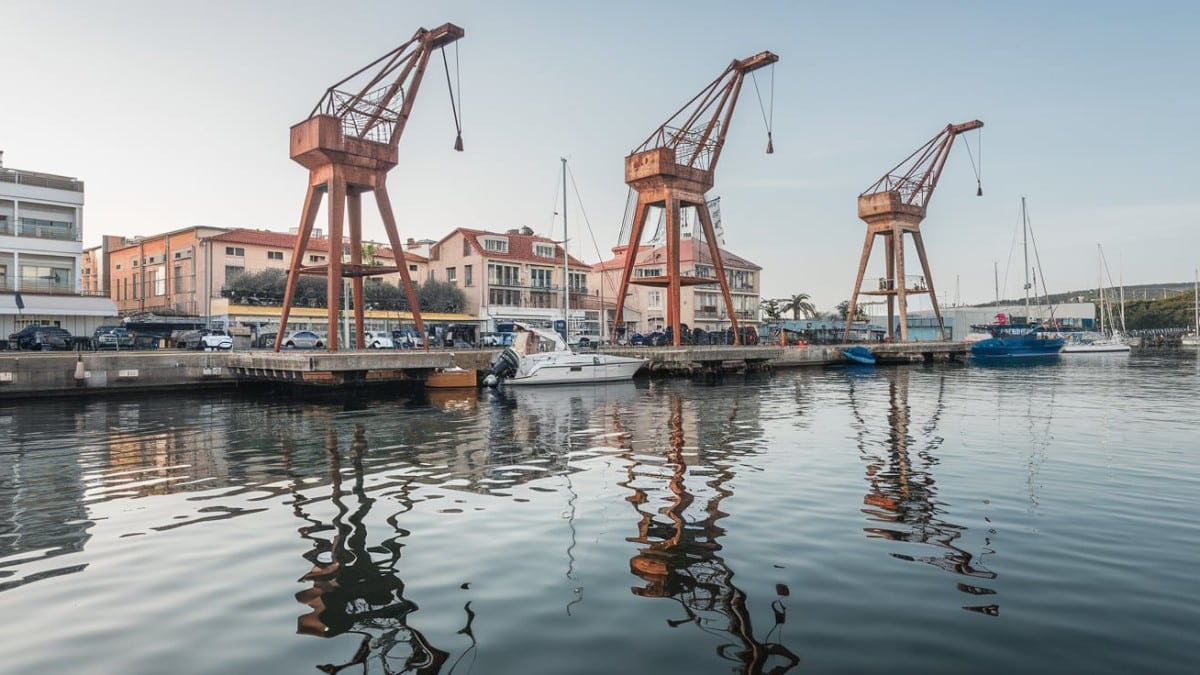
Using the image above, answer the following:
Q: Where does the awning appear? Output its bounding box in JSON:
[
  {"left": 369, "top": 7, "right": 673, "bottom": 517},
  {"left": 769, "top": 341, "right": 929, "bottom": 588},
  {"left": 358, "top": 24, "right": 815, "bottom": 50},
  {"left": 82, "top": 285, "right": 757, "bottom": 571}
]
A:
[{"left": 1, "top": 292, "right": 118, "bottom": 317}]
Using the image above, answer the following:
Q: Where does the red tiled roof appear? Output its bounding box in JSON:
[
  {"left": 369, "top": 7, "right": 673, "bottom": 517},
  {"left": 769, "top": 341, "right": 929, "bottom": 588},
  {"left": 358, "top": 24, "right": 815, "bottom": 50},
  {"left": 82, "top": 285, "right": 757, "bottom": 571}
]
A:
[
  {"left": 438, "top": 227, "right": 591, "bottom": 270},
  {"left": 211, "top": 229, "right": 427, "bottom": 263},
  {"left": 596, "top": 238, "right": 760, "bottom": 271}
]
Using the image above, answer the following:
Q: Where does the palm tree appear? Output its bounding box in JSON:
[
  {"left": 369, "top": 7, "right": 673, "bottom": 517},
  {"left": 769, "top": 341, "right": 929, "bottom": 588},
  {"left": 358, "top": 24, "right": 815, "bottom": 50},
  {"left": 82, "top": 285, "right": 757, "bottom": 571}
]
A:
[
  {"left": 783, "top": 293, "right": 817, "bottom": 320},
  {"left": 760, "top": 298, "right": 783, "bottom": 321}
]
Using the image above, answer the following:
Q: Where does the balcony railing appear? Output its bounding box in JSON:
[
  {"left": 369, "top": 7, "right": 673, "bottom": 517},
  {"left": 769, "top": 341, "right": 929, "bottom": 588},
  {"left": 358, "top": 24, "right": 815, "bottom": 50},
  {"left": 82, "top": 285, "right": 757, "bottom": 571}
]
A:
[
  {"left": 0, "top": 169, "right": 84, "bottom": 192},
  {"left": 0, "top": 217, "right": 80, "bottom": 242}
]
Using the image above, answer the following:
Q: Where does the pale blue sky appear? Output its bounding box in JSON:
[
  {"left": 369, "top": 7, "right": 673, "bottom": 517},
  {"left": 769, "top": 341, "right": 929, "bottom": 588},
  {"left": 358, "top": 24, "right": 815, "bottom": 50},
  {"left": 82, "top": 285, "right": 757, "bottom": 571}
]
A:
[{"left": 3, "top": 0, "right": 1196, "bottom": 311}]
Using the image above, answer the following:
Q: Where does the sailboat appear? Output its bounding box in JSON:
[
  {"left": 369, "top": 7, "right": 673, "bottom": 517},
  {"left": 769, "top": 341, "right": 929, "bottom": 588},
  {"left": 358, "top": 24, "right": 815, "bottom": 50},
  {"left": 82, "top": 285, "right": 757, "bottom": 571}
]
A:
[
  {"left": 1182, "top": 270, "right": 1200, "bottom": 347},
  {"left": 483, "top": 160, "right": 646, "bottom": 386},
  {"left": 970, "top": 197, "right": 1064, "bottom": 363},
  {"left": 1061, "top": 244, "right": 1131, "bottom": 354}
]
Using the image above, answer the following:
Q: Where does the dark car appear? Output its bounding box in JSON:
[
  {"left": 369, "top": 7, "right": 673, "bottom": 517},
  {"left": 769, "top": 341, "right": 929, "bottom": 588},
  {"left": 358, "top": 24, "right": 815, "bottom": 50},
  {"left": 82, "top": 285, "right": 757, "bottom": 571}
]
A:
[
  {"left": 255, "top": 332, "right": 277, "bottom": 349},
  {"left": 93, "top": 325, "right": 134, "bottom": 350},
  {"left": 9, "top": 325, "right": 72, "bottom": 350}
]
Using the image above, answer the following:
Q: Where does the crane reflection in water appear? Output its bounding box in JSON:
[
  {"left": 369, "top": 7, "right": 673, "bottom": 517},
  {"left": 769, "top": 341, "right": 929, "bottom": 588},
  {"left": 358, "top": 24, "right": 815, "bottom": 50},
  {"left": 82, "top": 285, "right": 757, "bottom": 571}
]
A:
[
  {"left": 620, "top": 394, "right": 799, "bottom": 674},
  {"left": 291, "top": 424, "right": 472, "bottom": 674},
  {"left": 850, "top": 368, "right": 1000, "bottom": 615}
]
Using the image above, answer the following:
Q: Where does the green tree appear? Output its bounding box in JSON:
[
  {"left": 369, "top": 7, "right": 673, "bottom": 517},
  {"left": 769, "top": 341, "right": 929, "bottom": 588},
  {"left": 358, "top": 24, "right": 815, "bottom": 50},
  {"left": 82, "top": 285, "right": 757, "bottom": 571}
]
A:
[
  {"left": 759, "top": 298, "right": 782, "bottom": 321},
  {"left": 783, "top": 293, "right": 817, "bottom": 320},
  {"left": 417, "top": 278, "right": 468, "bottom": 313},
  {"left": 836, "top": 300, "right": 868, "bottom": 322}
]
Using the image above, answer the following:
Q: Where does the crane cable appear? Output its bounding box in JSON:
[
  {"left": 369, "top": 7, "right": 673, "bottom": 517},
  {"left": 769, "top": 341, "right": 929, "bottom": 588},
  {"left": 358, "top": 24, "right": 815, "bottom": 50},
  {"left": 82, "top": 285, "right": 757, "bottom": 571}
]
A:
[
  {"left": 442, "top": 44, "right": 464, "bottom": 151},
  {"left": 750, "top": 64, "right": 775, "bottom": 153},
  {"left": 963, "top": 128, "right": 983, "bottom": 196}
]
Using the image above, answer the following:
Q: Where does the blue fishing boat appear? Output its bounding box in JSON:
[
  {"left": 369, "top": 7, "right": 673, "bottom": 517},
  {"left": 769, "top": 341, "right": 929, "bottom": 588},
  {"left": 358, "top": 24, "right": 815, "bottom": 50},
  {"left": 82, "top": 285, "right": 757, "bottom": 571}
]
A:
[
  {"left": 842, "top": 345, "right": 876, "bottom": 365},
  {"left": 970, "top": 324, "right": 1064, "bottom": 363}
]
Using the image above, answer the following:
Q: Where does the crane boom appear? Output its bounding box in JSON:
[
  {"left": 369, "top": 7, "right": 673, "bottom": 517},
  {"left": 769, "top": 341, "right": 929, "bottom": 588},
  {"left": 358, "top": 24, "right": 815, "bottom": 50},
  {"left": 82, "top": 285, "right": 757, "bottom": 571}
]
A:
[
  {"left": 632, "top": 51, "right": 778, "bottom": 175},
  {"left": 309, "top": 22, "right": 464, "bottom": 149},
  {"left": 861, "top": 120, "right": 982, "bottom": 210}
]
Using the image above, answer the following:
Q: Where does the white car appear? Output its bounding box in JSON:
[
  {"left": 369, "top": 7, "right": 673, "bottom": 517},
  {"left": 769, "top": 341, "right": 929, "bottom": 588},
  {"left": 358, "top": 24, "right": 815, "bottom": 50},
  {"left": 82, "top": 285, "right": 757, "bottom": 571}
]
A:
[
  {"left": 363, "top": 331, "right": 394, "bottom": 349},
  {"left": 200, "top": 331, "right": 234, "bottom": 351}
]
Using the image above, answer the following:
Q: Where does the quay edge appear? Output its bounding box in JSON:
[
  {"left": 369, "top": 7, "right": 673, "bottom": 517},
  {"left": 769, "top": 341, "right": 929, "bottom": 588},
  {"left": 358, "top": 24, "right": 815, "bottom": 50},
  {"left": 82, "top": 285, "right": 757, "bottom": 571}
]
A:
[{"left": 0, "top": 342, "right": 969, "bottom": 399}]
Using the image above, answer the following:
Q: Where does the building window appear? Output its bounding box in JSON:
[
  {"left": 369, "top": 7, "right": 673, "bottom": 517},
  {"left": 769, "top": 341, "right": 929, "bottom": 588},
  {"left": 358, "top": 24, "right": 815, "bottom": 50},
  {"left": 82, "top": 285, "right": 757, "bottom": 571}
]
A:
[
  {"left": 309, "top": 255, "right": 325, "bottom": 263},
  {"left": 225, "top": 246, "right": 245, "bottom": 256},
  {"left": 408, "top": 264, "right": 417, "bottom": 272},
  {"left": 535, "top": 243, "right": 556, "bottom": 258},
  {"left": 635, "top": 267, "right": 664, "bottom": 278},
  {"left": 115, "top": 264, "right": 122, "bottom": 270},
  {"left": 569, "top": 271, "right": 587, "bottom": 294},
  {"left": 529, "top": 267, "right": 553, "bottom": 289},
  {"left": 648, "top": 290, "right": 663, "bottom": 309},
  {"left": 488, "top": 288, "right": 521, "bottom": 307},
  {"left": 132, "top": 260, "right": 139, "bottom": 267},
  {"left": 225, "top": 266, "right": 244, "bottom": 281},
  {"left": 133, "top": 273, "right": 138, "bottom": 299},
  {"left": 174, "top": 266, "right": 185, "bottom": 294},
  {"left": 464, "top": 264, "right": 473, "bottom": 287},
  {"left": 488, "top": 263, "right": 520, "bottom": 287},
  {"left": 268, "top": 251, "right": 284, "bottom": 260},
  {"left": 447, "top": 267, "right": 457, "bottom": 283},
  {"left": 463, "top": 239, "right": 472, "bottom": 256},
  {"left": 483, "top": 237, "right": 508, "bottom": 254}
]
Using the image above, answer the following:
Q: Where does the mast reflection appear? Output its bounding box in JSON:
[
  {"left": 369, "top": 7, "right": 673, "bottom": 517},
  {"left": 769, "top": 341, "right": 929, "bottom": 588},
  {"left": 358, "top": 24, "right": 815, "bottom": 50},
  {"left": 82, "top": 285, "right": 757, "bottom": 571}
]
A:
[
  {"left": 856, "top": 369, "right": 1000, "bottom": 615},
  {"left": 623, "top": 395, "right": 799, "bottom": 673},
  {"left": 293, "top": 424, "right": 457, "bottom": 674}
]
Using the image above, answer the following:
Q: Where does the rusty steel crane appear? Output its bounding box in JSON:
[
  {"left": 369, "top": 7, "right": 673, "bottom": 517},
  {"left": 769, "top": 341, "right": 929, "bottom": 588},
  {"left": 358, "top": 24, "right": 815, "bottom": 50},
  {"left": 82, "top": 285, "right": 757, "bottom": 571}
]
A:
[
  {"left": 610, "top": 51, "right": 778, "bottom": 347},
  {"left": 275, "top": 23, "right": 465, "bottom": 352},
  {"left": 843, "top": 120, "right": 983, "bottom": 343}
]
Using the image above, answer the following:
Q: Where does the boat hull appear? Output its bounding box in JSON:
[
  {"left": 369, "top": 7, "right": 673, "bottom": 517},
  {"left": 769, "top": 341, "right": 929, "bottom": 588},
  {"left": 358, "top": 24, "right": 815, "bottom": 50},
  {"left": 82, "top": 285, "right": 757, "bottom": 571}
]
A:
[
  {"left": 842, "top": 346, "right": 876, "bottom": 365},
  {"left": 970, "top": 336, "right": 1063, "bottom": 362},
  {"left": 504, "top": 355, "right": 645, "bottom": 386}
]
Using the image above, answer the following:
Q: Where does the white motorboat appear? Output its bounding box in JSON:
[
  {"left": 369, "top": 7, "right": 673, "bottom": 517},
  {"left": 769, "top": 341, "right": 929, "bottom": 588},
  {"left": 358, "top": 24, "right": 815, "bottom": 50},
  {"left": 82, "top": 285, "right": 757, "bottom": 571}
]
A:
[
  {"left": 484, "top": 323, "right": 645, "bottom": 386},
  {"left": 1060, "top": 331, "right": 1131, "bottom": 354}
]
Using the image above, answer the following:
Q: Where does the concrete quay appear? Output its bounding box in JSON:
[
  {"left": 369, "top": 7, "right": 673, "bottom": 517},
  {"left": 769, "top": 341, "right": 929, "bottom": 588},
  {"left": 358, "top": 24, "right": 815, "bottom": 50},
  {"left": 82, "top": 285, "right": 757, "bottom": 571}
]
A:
[{"left": 0, "top": 342, "right": 967, "bottom": 399}]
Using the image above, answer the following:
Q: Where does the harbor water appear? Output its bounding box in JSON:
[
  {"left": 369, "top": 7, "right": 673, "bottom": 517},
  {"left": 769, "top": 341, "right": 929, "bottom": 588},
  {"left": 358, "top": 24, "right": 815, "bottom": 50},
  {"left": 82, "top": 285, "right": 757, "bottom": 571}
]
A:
[{"left": 1, "top": 351, "right": 1197, "bottom": 673}]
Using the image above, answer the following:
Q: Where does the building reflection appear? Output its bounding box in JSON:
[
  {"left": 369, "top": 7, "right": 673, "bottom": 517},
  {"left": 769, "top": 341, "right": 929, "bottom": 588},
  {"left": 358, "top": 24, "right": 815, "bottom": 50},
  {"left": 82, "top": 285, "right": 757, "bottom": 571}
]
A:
[
  {"left": 622, "top": 394, "right": 799, "bottom": 674},
  {"left": 855, "top": 369, "right": 999, "bottom": 615},
  {"left": 293, "top": 423, "right": 461, "bottom": 674}
]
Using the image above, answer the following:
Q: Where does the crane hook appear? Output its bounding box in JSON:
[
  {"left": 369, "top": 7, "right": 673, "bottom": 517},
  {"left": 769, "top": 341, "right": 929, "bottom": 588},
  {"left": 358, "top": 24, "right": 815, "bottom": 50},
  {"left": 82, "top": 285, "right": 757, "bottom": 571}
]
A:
[
  {"left": 766, "top": 131, "right": 774, "bottom": 155},
  {"left": 454, "top": 132, "right": 464, "bottom": 152},
  {"left": 976, "top": 179, "right": 983, "bottom": 197}
]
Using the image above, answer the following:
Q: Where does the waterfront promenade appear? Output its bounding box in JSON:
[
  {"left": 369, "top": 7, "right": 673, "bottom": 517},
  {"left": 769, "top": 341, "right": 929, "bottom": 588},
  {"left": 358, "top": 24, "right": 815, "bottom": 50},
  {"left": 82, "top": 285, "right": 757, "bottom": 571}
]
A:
[{"left": 0, "top": 341, "right": 968, "bottom": 398}]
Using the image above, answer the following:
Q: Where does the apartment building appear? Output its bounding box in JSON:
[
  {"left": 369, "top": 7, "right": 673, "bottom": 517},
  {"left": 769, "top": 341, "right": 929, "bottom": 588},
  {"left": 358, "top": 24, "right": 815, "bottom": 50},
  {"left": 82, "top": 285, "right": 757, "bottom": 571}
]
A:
[
  {"left": 0, "top": 154, "right": 117, "bottom": 339},
  {"left": 99, "top": 227, "right": 427, "bottom": 320},
  {"left": 427, "top": 226, "right": 595, "bottom": 335},
  {"left": 592, "top": 236, "right": 762, "bottom": 336}
]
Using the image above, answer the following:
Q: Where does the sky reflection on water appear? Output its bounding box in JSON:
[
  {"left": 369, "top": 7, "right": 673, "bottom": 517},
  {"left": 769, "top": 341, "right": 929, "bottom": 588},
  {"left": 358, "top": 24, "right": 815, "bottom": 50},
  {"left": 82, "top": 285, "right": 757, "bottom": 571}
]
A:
[{"left": 2, "top": 352, "right": 1198, "bottom": 674}]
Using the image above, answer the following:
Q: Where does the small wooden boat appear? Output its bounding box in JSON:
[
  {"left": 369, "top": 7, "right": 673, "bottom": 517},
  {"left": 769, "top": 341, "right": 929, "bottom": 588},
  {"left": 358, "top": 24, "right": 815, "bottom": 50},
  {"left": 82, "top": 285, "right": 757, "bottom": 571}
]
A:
[
  {"left": 425, "top": 367, "right": 477, "bottom": 389},
  {"left": 842, "top": 345, "right": 876, "bottom": 365}
]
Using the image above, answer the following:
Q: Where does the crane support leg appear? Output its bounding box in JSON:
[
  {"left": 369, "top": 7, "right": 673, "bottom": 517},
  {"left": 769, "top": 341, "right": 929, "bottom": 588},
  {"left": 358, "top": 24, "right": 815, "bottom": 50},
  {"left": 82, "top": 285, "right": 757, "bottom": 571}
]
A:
[
  {"left": 348, "top": 190, "right": 365, "bottom": 349},
  {"left": 844, "top": 228, "right": 875, "bottom": 341},
  {"left": 665, "top": 195, "right": 682, "bottom": 346},
  {"left": 884, "top": 232, "right": 895, "bottom": 341},
  {"left": 611, "top": 197, "right": 651, "bottom": 343},
  {"left": 275, "top": 184, "right": 324, "bottom": 352},
  {"left": 697, "top": 203, "right": 740, "bottom": 345},
  {"left": 894, "top": 225, "right": 908, "bottom": 342},
  {"left": 912, "top": 230, "right": 945, "bottom": 340},
  {"left": 325, "top": 170, "right": 347, "bottom": 351},
  {"left": 375, "top": 182, "right": 428, "bottom": 350}
]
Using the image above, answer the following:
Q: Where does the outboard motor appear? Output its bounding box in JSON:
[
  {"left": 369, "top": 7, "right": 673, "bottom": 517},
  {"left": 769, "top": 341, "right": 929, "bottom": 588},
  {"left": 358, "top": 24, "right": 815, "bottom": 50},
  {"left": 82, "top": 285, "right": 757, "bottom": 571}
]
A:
[{"left": 483, "top": 347, "right": 520, "bottom": 387}]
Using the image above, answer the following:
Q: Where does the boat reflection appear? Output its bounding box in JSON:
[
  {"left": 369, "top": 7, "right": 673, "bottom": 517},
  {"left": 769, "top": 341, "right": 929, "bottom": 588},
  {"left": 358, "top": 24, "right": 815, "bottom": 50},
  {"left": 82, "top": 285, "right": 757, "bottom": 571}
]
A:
[
  {"left": 622, "top": 394, "right": 799, "bottom": 673},
  {"left": 292, "top": 424, "right": 459, "bottom": 674},
  {"left": 854, "top": 369, "right": 1000, "bottom": 615}
]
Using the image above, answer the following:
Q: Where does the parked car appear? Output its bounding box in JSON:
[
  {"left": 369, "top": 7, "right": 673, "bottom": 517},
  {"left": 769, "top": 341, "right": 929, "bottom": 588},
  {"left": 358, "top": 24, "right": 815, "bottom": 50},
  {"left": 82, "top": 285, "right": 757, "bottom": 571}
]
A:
[
  {"left": 282, "top": 330, "right": 324, "bottom": 349},
  {"left": 8, "top": 325, "right": 72, "bottom": 351},
  {"left": 93, "top": 325, "right": 135, "bottom": 350},
  {"left": 200, "top": 330, "right": 234, "bottom": 351},
  {"left": 362, "top": 331, "right": 394, "bottom": 349},
  {"left": 391, "top": 329, "right": 424, "bottom": 349}
]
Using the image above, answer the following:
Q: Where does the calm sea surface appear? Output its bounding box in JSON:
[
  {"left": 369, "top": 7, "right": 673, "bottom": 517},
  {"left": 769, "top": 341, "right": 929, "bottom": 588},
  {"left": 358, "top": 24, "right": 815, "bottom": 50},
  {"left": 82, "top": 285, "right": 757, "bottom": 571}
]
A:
[{"left": 2, "top": 351, "right": 1198, "bottom": 674}]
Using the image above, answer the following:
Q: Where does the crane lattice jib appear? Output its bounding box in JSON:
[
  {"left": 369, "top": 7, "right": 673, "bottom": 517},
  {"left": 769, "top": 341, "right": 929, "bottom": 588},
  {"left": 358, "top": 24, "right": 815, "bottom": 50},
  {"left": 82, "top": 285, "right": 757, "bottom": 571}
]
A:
[
  {"left": 309, "top": 23, "right": 464, "bottom": 148},
  {"left": 860, "top": 120, "right": 983, "bottom": 209},
  {"left": 633, "top": 51, "right": 778, "bottom": 174}
]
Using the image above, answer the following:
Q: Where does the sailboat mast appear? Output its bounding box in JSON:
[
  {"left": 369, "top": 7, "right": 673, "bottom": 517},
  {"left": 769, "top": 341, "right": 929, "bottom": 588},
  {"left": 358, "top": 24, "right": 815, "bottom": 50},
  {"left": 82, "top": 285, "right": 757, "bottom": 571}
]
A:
[
  {"left": 562, "top": 157, "right": 569, "bottom": 337},
  {"left": 1097, "top": 244, "right": 1106, "bottom": 335},
  {"left": 1194, "top": 269, "right": 1199, "bottom": 333},
  {"left": 1022, "top": 197, "right": 1030, "bottom": 321}
]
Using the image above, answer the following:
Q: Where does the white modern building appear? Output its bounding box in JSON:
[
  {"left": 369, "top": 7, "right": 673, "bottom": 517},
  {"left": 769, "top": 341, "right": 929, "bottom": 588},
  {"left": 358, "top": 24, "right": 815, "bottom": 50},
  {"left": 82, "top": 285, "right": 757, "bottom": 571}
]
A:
[{"left": 0, "top": 152, "right": 117, "bottom": 341}]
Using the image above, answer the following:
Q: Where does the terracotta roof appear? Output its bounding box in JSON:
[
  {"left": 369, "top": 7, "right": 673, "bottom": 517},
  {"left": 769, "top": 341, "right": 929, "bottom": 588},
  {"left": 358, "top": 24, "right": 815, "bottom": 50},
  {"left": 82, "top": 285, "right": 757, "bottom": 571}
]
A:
[
  {"left": 437, "top": 227, "right": 591, "bottom": 270},
  {"left": 596, "top": 238, "right": 760, "bottom": 271},
  {"left": 211, "top": 228, "right": 427, "bottom": 263}
]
